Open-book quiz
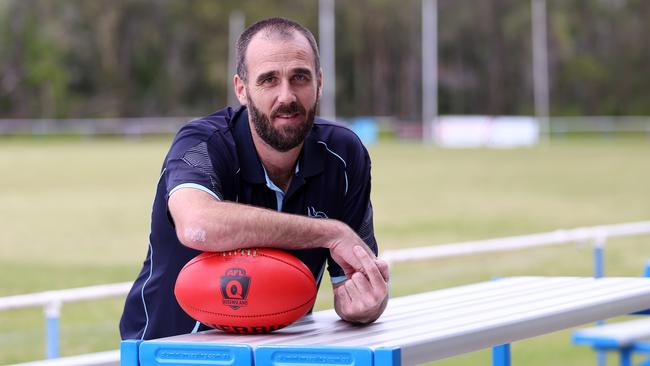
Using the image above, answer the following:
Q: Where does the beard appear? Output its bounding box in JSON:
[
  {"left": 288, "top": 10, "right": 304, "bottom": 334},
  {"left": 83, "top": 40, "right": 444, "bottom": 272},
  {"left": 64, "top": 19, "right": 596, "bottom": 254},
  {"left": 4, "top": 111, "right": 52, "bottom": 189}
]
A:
[{"left": 248, "top": 94, "right": 317, "bottom": 152}]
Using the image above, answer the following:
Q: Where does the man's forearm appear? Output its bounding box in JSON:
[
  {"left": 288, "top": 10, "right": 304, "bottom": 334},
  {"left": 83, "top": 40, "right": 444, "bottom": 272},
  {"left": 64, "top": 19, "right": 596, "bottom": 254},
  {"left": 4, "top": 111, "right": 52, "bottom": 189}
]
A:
[
  {"left": 169, "top": 188, "right": 371, "bottom": 277},
  {"left": 170, "top": 190, "right": 341, "bottom": 252}
]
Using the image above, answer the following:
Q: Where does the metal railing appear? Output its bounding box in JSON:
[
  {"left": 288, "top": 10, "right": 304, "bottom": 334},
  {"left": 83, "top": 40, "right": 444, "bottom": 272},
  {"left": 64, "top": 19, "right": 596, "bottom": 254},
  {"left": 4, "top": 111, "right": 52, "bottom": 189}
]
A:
[
  {"left": 0, "top": 282, "right": 132, "bottom": 359},
  {"left": 381, "top": 220, "right": 650, "bottom": 272},
  {"left": 2, "top": 220, "right": 649, "bottom": 364},
  {"left": 2, "top": 116, "right": 650, "bottom": 140}
]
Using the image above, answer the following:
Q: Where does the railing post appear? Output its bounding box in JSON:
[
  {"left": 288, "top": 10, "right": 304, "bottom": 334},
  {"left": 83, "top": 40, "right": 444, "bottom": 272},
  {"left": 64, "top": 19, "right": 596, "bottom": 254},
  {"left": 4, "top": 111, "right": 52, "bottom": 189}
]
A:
[
  {"left": 593, "top": 236, "right": 607, "bottom": 366},
  {"left": 45, "top": 301, "right": 61, "bottom": 359},
  {"left": 593, "top": 236, "right": 606, "bottom": 279}
]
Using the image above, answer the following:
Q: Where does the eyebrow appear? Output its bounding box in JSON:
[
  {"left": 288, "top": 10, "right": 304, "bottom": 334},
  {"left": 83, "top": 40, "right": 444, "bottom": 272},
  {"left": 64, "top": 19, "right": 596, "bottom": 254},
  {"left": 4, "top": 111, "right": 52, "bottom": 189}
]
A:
[
  {"left": 292, "top": 68, "right": 313, "bottom": 77},
  {"left": 256, "top": 71, "right": 277, "bottom": 84},
  {"left": 255, "top": 68, "right": 314, "bottom": 84}
]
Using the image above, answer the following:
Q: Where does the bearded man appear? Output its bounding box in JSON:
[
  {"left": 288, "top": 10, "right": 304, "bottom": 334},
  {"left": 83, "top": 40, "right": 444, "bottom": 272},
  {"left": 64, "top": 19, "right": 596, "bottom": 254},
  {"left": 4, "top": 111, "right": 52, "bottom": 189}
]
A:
[{"left": 120, "top": 17, "right": 388, "bottom": 340}]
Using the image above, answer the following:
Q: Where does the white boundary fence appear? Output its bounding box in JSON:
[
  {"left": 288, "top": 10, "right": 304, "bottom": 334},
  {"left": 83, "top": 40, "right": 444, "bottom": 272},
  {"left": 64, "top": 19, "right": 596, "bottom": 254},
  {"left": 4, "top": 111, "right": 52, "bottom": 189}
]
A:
[
  {"left": 0, "top": 117, "right": 189, "bottom": 137},
  {"left": 381, "top": 220, "right": 650, "bottom": 265},
  {"left": 3, "top": 220, "right": 650, "bottom": 365},
  {"left": 2, "top": 116, "right": 650, "bottom": 141},
  {"left": 1, "top": 283, "right": 133, "bottom": 362},
  {"left": 0, "top": 282, "right": 133, "bottom": 312}
]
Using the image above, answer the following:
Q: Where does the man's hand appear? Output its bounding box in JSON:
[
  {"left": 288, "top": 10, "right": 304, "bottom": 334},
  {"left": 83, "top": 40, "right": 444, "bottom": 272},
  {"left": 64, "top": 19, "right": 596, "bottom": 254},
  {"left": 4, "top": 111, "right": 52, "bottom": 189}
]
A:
[
  {"left": 326, "top": 222, "right": 380, "bottom": 277},
  {"left": 333, "top": 245, "right": 389, "bottom": 324}
]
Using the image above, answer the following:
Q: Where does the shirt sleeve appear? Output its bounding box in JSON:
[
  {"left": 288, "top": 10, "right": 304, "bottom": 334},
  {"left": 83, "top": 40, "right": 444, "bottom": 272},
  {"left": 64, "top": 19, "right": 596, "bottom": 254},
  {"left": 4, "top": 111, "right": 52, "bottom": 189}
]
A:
[
  {"left": 327, "top": 140, "right": 378, "bottom": 282},
  {"left": 165, "top": 142, "right": 223, "bottom": 201},
  {"left": 163, "top": 123, "right": 229, "bottom": 202}
]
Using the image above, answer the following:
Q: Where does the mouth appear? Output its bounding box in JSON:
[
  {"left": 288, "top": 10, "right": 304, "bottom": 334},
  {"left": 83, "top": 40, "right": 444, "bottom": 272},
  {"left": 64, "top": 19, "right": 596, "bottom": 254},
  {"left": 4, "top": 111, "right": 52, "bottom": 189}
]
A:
[{"left": 273, "top": 112, "right": 301, "bottom": 122}]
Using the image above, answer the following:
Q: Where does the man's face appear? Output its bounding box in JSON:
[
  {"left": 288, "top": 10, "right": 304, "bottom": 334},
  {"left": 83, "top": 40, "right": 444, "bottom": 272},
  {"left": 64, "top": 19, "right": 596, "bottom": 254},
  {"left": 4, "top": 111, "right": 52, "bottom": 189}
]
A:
[{"left": 235, "top": 31, "right": 321, "bottom": 152}]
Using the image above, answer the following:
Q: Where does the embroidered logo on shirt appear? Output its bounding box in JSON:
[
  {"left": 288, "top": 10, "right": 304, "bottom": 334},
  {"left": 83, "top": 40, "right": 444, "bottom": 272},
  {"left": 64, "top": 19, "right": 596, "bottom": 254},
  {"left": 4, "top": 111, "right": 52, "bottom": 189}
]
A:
[{"left": 307, "top": 206, "right": 328, "bottom": 218}]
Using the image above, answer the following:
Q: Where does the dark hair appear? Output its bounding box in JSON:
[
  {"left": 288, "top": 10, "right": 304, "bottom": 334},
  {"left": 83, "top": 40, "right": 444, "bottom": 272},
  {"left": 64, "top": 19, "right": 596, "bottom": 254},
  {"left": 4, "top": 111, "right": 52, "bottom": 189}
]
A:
[{"left": 236, "top": 17, "right": 321, "bottom": 82}]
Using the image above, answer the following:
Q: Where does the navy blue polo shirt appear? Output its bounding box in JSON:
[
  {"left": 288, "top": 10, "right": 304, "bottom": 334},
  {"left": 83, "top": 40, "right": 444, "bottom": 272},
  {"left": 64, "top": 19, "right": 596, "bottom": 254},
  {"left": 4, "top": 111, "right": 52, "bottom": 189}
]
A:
[{"left": 120, "top": 106, "right": 377, "bottom": 340}]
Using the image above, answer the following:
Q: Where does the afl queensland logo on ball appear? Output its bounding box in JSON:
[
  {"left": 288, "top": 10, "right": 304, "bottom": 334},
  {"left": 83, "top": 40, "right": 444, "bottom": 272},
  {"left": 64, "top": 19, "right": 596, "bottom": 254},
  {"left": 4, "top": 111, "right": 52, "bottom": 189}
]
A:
[{"left": 220, "top": 267, "right": 250, "bottom": 310}]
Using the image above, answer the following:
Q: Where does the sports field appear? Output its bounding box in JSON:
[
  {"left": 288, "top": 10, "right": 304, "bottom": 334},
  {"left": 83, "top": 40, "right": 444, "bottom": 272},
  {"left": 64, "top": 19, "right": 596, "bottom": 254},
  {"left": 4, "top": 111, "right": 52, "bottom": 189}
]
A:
[{"left": 1, "top": 136, "right": 649, "bottom": 364}]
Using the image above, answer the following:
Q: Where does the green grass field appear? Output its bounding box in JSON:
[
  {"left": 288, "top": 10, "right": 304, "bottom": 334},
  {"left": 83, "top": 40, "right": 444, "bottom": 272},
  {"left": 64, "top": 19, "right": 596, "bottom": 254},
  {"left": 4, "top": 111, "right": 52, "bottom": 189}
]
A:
[{"left": 1, "top": 137, "right": 649, "bottom": 364}]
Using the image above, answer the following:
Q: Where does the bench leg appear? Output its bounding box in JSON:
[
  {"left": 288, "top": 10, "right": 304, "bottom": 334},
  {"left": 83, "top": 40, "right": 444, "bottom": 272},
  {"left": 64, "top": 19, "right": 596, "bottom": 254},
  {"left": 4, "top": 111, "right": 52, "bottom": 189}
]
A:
[
  {"left": 597, "top": 348, "right": 607, "bottom": 366},
  {"left": 492, "top": 344, "right": 511, "bottom": 366},
  {"left": 620, "top": 348, "right": 632, "bottom": 366}
]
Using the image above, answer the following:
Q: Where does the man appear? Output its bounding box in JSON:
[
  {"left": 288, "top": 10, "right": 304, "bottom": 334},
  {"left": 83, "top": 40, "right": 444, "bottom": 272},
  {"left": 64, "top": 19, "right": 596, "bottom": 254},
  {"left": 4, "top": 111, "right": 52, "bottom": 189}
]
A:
[{"left": 120, "top": 17, "right": 388, "bottom": 340}]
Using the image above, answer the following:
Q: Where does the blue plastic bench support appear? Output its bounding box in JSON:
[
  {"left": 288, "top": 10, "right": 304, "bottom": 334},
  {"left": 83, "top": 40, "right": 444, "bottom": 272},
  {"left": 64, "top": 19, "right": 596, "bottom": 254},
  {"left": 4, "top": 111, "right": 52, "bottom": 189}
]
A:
[
  {"left": 633, "top": 342, "right": 650, "bottom": 366},
  {"left": 375, "top": 346, "right": 401, "bottom": 366},
  {"left": 120, "top": 340, "right": 142, "bottom": 366},
  {"left": 255, "top": 345, "right": 373, "bottom": 366},
  {"left": 619, "top": 348, "right": 633, "bottom": 366},
  {"left": 635, "top": 341, "right": 650, "bottom": 352},
  {"left": 492, "top": 344, "right": 511, "bottom": 366},
  {"left": 138, "top": 342, "right": 252, "bottom": 366}
]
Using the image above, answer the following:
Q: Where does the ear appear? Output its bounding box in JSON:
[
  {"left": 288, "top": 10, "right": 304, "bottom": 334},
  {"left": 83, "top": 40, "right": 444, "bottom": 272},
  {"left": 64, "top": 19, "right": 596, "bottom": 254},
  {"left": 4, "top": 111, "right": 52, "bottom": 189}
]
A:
[
  {"left": 317, "top": 68, "right": 323, "bottom": 99},
  {"left": 234, "top": 74, "right": 248, "bottom": 105}
]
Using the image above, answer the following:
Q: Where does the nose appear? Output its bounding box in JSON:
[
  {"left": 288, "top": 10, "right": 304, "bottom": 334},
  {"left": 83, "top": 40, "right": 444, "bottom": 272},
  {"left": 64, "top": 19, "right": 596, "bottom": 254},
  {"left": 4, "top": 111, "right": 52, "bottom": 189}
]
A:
[{"left": 276, "top": 79, "right": 297, "bottom": 104}]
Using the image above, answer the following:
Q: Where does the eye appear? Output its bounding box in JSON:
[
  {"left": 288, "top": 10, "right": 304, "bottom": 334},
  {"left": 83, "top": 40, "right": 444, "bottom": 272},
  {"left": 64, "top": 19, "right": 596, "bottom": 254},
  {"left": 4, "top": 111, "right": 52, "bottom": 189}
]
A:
[
  {"left": 262, "top": 76, "right": 277, "bottom": 85},
  {"left": 292, "top": 74, "right": 310, "bottom": 83}
]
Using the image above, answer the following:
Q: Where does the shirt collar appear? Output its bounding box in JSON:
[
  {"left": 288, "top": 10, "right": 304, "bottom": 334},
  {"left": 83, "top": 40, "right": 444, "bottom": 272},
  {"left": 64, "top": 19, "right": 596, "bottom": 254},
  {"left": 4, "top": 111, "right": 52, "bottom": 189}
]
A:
[
  {"left": 231, "top": 106, "right": 324, "bottom": 184},
  {"left": 300, "top": 126, "right": 325, "bottom": 178}
]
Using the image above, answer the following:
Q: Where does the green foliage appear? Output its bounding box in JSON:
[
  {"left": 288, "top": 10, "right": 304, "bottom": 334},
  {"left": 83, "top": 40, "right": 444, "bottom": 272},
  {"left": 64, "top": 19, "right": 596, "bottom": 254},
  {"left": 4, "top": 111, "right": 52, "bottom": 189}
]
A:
[
  {"left": 23, "top": 19, "right": 70, "bottom": 117},
  {"left": 1, "top": 0, "right": 650, "bottom": 118}
]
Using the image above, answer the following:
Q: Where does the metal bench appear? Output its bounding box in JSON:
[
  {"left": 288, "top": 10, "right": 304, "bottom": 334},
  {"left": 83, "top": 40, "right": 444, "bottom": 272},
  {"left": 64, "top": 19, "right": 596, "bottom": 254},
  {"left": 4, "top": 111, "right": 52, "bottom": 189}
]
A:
[
  {"left": 573, "top": 318, "right": 650, "bottom": 366},
  {"left": 121, "top": 276, "right": 650, "bottom": 366},
  {"left": 572, "top": 262, "right": 650, "bottom": 366}
]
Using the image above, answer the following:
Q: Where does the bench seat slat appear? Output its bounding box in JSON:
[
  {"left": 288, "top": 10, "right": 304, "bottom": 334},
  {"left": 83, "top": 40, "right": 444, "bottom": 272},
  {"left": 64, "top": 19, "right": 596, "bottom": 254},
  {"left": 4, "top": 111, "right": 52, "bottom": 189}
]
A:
[{"left": 573, "top": 318, "right": 650, "bottom": 347}]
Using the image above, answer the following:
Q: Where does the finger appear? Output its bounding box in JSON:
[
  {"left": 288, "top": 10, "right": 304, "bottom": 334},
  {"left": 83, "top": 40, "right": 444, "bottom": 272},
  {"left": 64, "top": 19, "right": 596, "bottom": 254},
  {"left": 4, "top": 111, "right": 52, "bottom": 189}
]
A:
[
  {"left": 334, "top": 284, "right": 353, "bottom": 313},
  {"left": 357, "top": 243, "right": 375, "bottom": 256},
  {"left": 335, "top": 284, "right": 360, "bottom": 319},
  {"left": 352, "top": 245, "right": 376, "bottom": 272},
  {"left": 334, "top": 283, "right": 352, "bottom": 304},
  {"left": 334, "top": 247, "right": 362, "bottom": 278},
  {"left": 376, "top": 259, "right": 390, "bottom": 282},
  {"left": 351, "top": 272, "right": 382, "bottom": 308},
  {"left": 344, "top": 275, "right": 363, "bottom": 300},
  {"left": 350, "top": 271, "right": 372, "bottom": 294},
  {"left": 344, "top": 265, "right": 358, "bottom": 278},
  {"left": 353, "top": 246, "right": 386, "bottom": 288}
]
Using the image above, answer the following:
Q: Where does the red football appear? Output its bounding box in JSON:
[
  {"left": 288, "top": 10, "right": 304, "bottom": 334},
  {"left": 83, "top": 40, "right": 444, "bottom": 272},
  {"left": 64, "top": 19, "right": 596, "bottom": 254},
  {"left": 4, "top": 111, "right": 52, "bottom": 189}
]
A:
[{"left": 174, "top": 248, "right": 317, "bottom": 334}]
